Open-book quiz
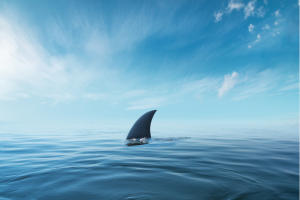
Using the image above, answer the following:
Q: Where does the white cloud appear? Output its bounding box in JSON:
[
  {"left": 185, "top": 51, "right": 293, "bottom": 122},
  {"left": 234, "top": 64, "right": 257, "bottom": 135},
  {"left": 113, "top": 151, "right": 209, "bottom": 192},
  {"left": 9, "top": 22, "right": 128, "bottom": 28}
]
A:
[
  {"left": 264, "top": 0, "right": 268, "bottom": 4},
  {"left": 255, "top": 34, "right": 261, "bottom": 42},
  {"left": 227, "top": 0, "right": 245, "bottom": 13},
  {"left": 262, "top": 24, "right": 270, "bottom": 30},
  {"left": 214, "top": 11, "right": 224, "bottom": 22},
  {"left": 218, "top": 72, "right": 239, "bottom": 97},
  {"left": 274, "top": 21, "right": 278, "bottom": 25},
  {"left": 248, "top": 44, "right": 252, "bottom": 48},
  {"left": 274, "top": 10, "right": 281, "bottom": 17},
  {"left": 248, "top": 24, "right": 255, "bottom": 33},
  {"left": 244, "top": 0, "right": 256, "bottom": 19}
]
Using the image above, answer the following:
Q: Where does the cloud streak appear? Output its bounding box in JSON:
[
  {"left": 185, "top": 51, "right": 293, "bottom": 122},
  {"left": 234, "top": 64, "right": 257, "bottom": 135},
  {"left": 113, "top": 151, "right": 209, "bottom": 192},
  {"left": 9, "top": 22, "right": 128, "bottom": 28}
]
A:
[
  {"left": 126, "top": 77, "right": 221, "bottom": 110},
  {"left": 232, "top": 68, "right": 287, "bottom": 101},
  {"left": 279, "top": 83, "right": 299, "bottom": 91}
]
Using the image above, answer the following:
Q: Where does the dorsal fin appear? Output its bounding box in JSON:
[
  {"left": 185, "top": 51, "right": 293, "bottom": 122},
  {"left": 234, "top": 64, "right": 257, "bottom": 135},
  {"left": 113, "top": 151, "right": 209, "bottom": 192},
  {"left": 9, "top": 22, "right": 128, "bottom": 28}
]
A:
[{"left": 126, "top": 110, "right": 157, "bottom": 140}]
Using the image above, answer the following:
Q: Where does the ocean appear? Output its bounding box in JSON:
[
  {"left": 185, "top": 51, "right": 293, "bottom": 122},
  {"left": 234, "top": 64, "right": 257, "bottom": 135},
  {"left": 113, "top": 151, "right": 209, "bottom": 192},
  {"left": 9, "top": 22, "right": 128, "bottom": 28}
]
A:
[{"left": 1, "top": 123, "right": 299, "bottom": 199}]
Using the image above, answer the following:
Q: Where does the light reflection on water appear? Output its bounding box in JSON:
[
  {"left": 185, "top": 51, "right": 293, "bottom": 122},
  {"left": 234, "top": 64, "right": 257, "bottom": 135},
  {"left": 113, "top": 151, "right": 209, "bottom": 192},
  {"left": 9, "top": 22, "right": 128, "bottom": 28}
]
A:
[{"left": 0, "top": 124, "right": 298, "bottom": 199}]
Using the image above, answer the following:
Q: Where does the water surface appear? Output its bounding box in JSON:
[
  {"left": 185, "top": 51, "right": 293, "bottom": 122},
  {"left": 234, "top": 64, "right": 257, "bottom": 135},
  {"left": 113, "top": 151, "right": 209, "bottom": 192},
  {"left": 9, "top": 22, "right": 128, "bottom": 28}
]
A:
[{"left": 1, "top": 124, "right": 299, "bottom": 199}]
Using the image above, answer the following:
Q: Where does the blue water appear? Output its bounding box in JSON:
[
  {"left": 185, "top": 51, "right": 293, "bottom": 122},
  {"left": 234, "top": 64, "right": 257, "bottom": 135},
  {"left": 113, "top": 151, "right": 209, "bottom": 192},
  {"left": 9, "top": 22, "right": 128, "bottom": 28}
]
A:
[{"left": 0, "top": 124, "right": 299, "bottom": 199}]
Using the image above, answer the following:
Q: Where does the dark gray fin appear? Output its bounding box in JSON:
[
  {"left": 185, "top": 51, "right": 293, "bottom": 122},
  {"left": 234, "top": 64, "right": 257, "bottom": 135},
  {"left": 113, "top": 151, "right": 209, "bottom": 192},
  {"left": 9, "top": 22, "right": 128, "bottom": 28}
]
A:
[{"left": 126, "top": 110, "right": 157, "bottom": 140}]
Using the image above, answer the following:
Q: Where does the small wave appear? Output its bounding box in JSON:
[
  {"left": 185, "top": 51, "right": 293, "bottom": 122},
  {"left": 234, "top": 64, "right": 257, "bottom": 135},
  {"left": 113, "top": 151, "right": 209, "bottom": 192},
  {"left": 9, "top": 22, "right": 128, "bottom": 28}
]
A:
[{"left": 125, "top": 137, "right": 190, "bottom": 146}]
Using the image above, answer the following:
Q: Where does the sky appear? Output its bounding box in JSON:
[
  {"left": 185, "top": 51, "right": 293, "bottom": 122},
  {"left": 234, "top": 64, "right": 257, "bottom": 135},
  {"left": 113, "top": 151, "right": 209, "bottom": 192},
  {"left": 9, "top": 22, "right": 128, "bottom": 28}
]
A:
[{"left": 0, "top": 0, "right": 299, "bottom": 127}]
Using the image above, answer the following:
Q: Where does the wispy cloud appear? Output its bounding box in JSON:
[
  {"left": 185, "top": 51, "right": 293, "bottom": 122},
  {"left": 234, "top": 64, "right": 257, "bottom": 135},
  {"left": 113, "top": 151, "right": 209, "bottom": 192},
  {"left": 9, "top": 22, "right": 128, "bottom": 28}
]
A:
[
  {"left": 256, "top": 6, "right": 266, "bottom": 18},
  {"left": 181, "top": 78, "right": 221, "bottom": 99},
  {"left": 262, "top": 24, "right": 270, "bottom": 30},
  {"left": 84, "top": 90, "right": 146, "bottom": 102},
  {"left": 214, "top": 0, "right": 245, "bottom": 23},
  {"left": 232, "top": 69, "right": 281, "bottom": 101},
  {"left": 248, "top": 24, "right": 255, "bottom": 33},
  {"left": 214, "top": 11, "right": 224, "bottom": 22},
  {"left": 126, "top": 77, "right": 221, "bottom": 110},
  {"left": 48, "top": 16, "right": 74, "bottom": 47},
  {"left": 82, "top": 1, "right": 200, "bottom": 55},
  {"left": 218, "top": 72, "right": 239, "bottom": 97},
  {"left": 0, "top": 11, "right": 95, "bottom": 101},
  {"left": 274, "top": 10, "right": 281, "bottom": 17},
  {"left": 1, "top": 2, "right": 205, "bottom": 103},
  {"left": 1, "top": 1, "right": 296, "bottom": 113},
  {"left": 126, "top": 67, "right": 297, "bottom": 109},
  {"left": 214, "top": 0, "right": 265, "bottom": 22},
  {"left": 244, "top": 0, "right": 256, "bottom": 19},
  {"left": 278, "top": 83, "right": 299, "bottom": 91},
  {"left": 255, "top": 34, "right": 261, "bottom": 42},
  {"left": 227, "top": 0, "right": 245, "bottom": 13},
  {"left": 214, "top": 0, "right": 244, "bottom": 23}
]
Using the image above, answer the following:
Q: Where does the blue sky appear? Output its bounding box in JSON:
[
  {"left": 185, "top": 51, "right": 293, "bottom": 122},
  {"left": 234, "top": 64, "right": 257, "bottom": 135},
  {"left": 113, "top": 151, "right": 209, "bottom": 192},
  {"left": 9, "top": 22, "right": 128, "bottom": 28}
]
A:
[{"left": 0, "top": 0, "right": 298, "bottom": 126}]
